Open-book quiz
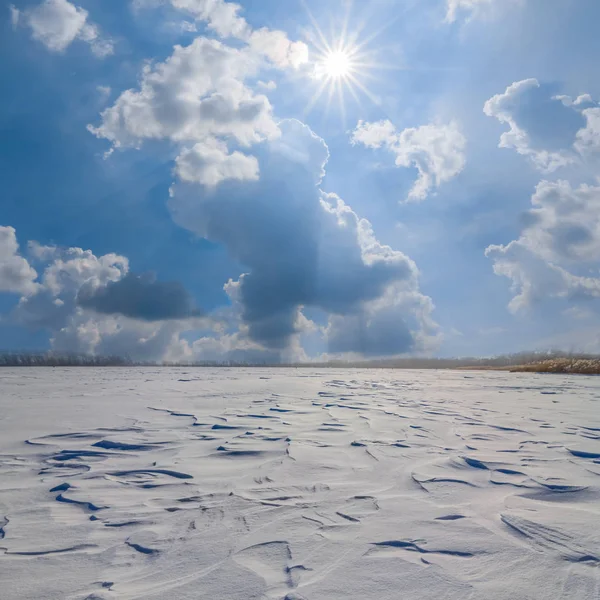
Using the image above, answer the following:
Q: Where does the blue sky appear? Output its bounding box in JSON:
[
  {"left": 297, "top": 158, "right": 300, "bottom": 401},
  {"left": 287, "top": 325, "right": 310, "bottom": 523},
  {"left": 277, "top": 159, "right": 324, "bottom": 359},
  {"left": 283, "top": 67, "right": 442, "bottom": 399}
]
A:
[{"left": 1, "top": 0, "right": 600, "bottom": 361}]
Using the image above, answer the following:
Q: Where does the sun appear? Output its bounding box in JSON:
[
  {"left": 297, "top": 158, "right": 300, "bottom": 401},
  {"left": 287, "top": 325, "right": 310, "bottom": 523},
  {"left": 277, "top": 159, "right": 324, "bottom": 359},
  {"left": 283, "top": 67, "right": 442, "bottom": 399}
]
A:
[
  {"left": 302, "top": 5, "right": 385, "bottom": 122},
  {"left": 322, "top": 50, "right": 353, "bottom": 79},
  {"left": 313, "top": 45, "right": 358, "bottom": 83}
]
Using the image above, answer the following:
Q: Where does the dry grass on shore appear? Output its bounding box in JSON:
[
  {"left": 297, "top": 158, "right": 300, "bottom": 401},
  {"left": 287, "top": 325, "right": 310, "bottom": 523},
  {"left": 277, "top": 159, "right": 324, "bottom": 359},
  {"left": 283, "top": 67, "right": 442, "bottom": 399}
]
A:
[{"left": 509, "top": 358, "right": 600, "bottom": 375}]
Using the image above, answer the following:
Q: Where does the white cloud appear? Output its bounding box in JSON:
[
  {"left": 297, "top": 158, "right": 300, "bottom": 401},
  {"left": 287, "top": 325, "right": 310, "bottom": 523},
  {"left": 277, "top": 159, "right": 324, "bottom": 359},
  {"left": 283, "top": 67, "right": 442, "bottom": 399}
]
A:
[
  {"left": 170, "top": 0, "right": 248, "bottom": 39},
  {"left": 484, "top": 79, "right": 600, "bottom": 171},
  {"left": 257, "top": 80, "right": 277, "bottom": 91},
  {"left": 88, "top": 25, "right": 309, "bottom": 187},
  {"left": 0, "top": 226, "right": 38, "bottom": 295},
  {"left": 184, "top": 328, "right": 289, "bottom": 364},
  {"left": 50, "top": 313, "right": 190, "bottom": 361},
  {"left": 576, "top": 107, "right": 600, "bottom": 155},
  {"left": 248, "top": 28, "right": 309, "bottom": 70},
  {"left": 89, "top": 37, "right": 279, "bottom": 151},
  {"left": 91, "top": 0, "right": 308, "bottom": 188},
  {"left": 15, "top": 0, "right": 114, "bottom": 57},
  {"left": 175, "top": 139, "right": 259, "bottom": 186},
  {"left": 26, "top": 0, "right": 85, "bottom": 52},
  {"left": 352, "top": 119, "right": 466, "bottom": 201},
  {"left": 486, "top": 180, "right": 600, "bottom": 312},
  {"left": 521, "top": 180, "right": 600, "bottom": 264},
  {"left": 37, "top": 245, "right": 128, "bottom": 296},
  {"left": 133, "top": 0, "right": 308, "bottom": 68}
]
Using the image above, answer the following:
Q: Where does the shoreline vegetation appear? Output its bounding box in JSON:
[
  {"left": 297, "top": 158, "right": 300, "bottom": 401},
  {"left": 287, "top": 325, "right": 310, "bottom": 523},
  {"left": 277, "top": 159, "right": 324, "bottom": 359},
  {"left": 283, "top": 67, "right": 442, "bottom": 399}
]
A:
[{"left": 0, "top": 351, "right": 599, "bottom": 374}]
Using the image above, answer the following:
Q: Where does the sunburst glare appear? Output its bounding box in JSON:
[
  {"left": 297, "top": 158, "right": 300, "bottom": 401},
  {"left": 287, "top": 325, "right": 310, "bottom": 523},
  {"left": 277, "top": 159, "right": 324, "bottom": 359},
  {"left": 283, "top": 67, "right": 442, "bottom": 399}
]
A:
[
  {"left": 320, "top": 49, "right": 353, "bottom": 79},
  {"left": 303, "top": 3, "right": 386, "bottom": 122}
]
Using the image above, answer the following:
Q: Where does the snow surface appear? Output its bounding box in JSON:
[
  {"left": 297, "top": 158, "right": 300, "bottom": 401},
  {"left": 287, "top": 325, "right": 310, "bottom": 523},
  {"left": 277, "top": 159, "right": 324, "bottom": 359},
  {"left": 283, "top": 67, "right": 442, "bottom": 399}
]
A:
[{"left": 1, "top": 367, "right": 599, "bottom": 599}]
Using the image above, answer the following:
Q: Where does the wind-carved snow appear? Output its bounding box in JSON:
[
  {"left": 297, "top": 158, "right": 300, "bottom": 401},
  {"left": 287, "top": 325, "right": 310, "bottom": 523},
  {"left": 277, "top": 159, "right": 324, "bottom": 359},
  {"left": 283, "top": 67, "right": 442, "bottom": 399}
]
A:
[{"left": 0, "top": 368, "right": 599, "bottom": 599}]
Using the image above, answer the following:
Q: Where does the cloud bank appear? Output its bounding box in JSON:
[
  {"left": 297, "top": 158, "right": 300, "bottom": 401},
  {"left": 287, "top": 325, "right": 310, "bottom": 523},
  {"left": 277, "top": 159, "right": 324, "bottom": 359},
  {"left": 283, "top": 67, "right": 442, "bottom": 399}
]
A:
[{"left": 0, "top": 234, "right": 209, "bottom": 361}]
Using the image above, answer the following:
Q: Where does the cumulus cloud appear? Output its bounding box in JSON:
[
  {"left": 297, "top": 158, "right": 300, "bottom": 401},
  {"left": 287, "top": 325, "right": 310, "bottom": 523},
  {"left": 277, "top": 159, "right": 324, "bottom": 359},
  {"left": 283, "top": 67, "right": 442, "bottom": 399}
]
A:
[
  {"left": 518, "top": 180, "right": 600, "bottom": 264},
  {"left": 14, "top": 244, "right": 128, "bottom": 329},
  {"left": 77, "top": 273, "right": 203, "bottom": 321},
  {"left": 88, "top": 36, "right": 283, "bottom": 183},
  {"left": 169, "top": 119, "right": 439, "bottom": 356},
  {"left": 92, "top": 0, "right": 308, "bottom": 187},
  {"left": 14, "top": 0, "right": 114, "bottom": 57},
  {"left": 486, "top": 180, "right": 600, "bottom": 313},
  {"left": 352, "top": 120, "right": 466, "bottom": 201},
  {"left": 484, "top": 79, "right": 599, "bottom": 171},
  {"left": 89, "top": 37, "right": 278, "bottom": 150},
  {"left": 133, "top": 0, "right": 308, "bottom": 68},
  {"left": 0, "top": 226, "right": 38, "bottom": 295},
  {"left": 175, "top": 139, "right": 259, "bottom": 186},
  {"left": 485, "top": 81, "right": 600, "bottom": 316}
]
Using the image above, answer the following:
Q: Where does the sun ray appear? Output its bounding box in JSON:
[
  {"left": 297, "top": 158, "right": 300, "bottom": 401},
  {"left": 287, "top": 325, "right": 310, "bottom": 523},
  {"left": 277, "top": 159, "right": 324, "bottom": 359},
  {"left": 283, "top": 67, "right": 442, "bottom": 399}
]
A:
[
  {"left": 345, "top": 77, "right": 363, "bottom": 110},
  {"left": 303, "top": 77, "right": 331, "bottom": 117},
  {"left": 300, "top": 0, "right": 332, "bottom": 56},
  {"left": 302, "top": 4, "right": 389, "bottom": 119},
  {"left": 337, "top": 78, "right": 347, "bottom": 128},
  {"left": 345, "top": 73, "right": 380, "bottom": 105}
]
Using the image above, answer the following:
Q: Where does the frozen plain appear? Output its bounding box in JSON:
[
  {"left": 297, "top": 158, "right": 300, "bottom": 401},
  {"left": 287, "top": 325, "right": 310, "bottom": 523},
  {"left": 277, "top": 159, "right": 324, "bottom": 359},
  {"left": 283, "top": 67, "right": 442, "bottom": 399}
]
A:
[{"left": 0, "top": 367, "right": 599, "bottom": 600}]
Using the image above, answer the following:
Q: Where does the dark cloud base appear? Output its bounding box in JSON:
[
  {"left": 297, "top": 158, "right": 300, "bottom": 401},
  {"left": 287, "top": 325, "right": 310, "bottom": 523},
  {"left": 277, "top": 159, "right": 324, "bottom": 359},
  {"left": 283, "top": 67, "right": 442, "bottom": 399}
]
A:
[{"left": 78, "top": 273, "right": 202, "bottom": 321}]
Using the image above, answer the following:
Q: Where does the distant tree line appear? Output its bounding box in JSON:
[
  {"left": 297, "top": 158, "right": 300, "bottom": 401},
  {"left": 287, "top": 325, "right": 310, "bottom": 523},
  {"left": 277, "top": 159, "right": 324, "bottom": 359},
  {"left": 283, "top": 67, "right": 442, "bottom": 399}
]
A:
[
  {"left": 0, "top": 351, "right": 281, "bottom": 367},
  {"left": 0, "top": 349, "right": 598, "bottom": 368},
  {"left": 0, "top": 352, "right": 136, "bottom": 367}
]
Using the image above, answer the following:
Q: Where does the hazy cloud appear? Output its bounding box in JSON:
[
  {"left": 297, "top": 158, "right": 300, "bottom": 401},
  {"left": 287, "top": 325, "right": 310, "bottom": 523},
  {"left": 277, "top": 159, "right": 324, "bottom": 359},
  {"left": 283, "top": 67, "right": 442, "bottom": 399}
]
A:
[
  {"left": 14, "top": 0, "right": 114, "bottom": 57},
  {"left": 446, "top": 0, "right": 520, "bottom": 23}
]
